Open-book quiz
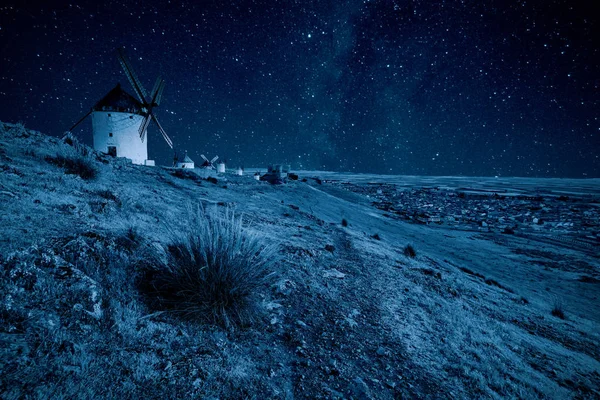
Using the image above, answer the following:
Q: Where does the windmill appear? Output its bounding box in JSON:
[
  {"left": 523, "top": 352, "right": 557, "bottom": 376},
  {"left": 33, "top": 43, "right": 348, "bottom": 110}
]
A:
[
  {"left": 174, "top": 150, "right": 195, "bottom": 169},
  {"left": 69, "top": 47, "right": 174, "bottom": 165},
  {"left": 200, "top": 154, "right": 219, "bottom": 169},
  {"left": 216, "top": 158, "right": 226, "bottom": 173}
]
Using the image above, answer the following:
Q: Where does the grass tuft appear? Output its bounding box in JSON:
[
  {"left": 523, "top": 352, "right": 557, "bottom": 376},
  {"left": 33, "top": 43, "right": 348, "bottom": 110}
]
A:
[
  {"left": 46, "top": 153, "right": 98, "bottom": 180},
  {"left": 141, "top": 206, "right": 277, "bottom": 327},
  {"left": 551, "top": 299, "right": 566, "bottom": 319},
  {"left": 403, "top": 244, "right": 417, "bottom": 258}
]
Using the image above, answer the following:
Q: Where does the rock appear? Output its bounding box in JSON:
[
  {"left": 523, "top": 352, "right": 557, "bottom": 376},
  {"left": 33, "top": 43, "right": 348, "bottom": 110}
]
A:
[
  {"left": 323, "top": 269, "right": 346, "bottom": 279},
  {"left": 296, "top": 320, "right": 308, "bottom": 328},
  {"left": 325, "top": 244, "right": 335, "bottom": 252},
  {"left": 350, "top": 377, "right": 373, "bottom": 399}
]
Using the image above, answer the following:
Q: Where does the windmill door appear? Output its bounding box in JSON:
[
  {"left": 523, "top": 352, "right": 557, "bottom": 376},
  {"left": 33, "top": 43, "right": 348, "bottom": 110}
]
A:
[{"left": 107, "top": 146, "right": 117, "bottom": 157}]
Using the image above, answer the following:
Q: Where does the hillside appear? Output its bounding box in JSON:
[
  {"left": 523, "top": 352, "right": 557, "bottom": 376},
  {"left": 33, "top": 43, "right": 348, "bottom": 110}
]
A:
[{"left": 0, "top": 121, "right": 599, "bottom": 399}]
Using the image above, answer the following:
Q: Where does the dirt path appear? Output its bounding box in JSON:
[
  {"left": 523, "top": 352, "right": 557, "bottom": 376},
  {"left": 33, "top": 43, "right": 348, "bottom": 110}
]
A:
[{"left": 270, "top": 225, "right": 445, "bottom": 398}]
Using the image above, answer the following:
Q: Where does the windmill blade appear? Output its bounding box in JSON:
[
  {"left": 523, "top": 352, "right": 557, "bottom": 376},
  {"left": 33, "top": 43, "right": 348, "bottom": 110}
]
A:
[
  {"left": 151, "top": 114, "right": 174, "bottom": 149},
  {"left": 211, "top": 156, "right": 219, "bottom": 163},
  {"left": 201, "top": 154, "right": 209, "bottom": 162},
  {"left": 69, "top": 109, "right": 92, "bottom": 131},
  {"left": 116, "top": 47, "right": 148, "bottom": 103},
  {"left": 138, "top": 114, "right": 152, "bottom": 141},
  {"left": 150, "top": 77, "right": 165, "bottom": 106}
]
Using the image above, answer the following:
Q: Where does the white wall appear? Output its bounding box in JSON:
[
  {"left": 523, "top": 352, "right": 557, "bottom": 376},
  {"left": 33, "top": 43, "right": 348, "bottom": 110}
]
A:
[{"left": 92, "top": 111, "right": 147, "bottom": 165}]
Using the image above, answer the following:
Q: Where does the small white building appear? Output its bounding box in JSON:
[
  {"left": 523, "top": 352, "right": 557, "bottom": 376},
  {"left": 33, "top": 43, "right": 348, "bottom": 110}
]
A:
[
  {"left": 90, "top": 84, "right": 154, "bottom": 166},
  {"left": 175, "top": 151, "right": 195, "bottom": 169},
  {"left": 216, "top": 160, "right": 226, "bottom": 173}
]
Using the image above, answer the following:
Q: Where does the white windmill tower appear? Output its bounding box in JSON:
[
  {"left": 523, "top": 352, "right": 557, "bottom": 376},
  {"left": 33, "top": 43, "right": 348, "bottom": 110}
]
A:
[
  {"left": 200, "top": 154, "right": 218, "bottom": 169},
  {"left": 216, "top": 159, "right": 226, "bottom": 173},
  {"left": 175, "top": 151, "right": 195, "bottom": 169},
  {"left": 70, "top": 48, "right": 174, "bottom": 165}
]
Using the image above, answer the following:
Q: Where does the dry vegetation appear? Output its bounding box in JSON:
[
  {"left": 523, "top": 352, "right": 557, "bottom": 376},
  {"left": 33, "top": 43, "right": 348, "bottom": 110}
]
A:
[
  {"left": 0, "top": 122, "right": 599, "bottom": 398},
  {"left": 140, "top": 206, "right": 278, "bottom": 327}
]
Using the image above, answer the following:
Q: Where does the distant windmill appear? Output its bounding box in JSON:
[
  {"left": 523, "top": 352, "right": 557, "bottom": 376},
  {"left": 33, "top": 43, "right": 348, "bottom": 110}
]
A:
[
  {"left": 174, "top": 150, "right": 195, "bottom": 169},
  {"left": 69, "top": 47, "right": 174, "bottom": 165},
  {"left": 200, "top": 155, "right": 218, "bottom": 169},
  {"left": 216, "top": 159, "right": 226, "bottom": 173}
]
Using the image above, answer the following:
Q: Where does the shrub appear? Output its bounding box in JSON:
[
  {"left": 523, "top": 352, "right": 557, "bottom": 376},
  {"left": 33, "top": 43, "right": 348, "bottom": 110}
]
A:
[
  {"left": 46, "top": 153, "right": 98, "bottom": 180},
  {"left": 96, "top": 189, "right": 118, "bottom": 202},
  {"left": 403, "top": 244, "right": 417, "bottom": 258},
  {"left": 502, "top": 227, "right": 515, "bottom": 235},
  {"left": 341, "top": 218, "right": 348, "bottom": 227},
  {"left": 171, "top": 169, "right": 201, "bottom": 182},
  {"left": 142, "top": 206, "right": 277, "bottom": 327},
  {"left": 551, "top": 300, "right": 565, "bottom": 319}
]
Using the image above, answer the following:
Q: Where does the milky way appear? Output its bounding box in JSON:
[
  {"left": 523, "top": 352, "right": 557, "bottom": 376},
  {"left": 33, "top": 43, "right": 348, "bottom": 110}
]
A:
[{"left": 1, "top": 0, "right": 598, "bottom": 176}]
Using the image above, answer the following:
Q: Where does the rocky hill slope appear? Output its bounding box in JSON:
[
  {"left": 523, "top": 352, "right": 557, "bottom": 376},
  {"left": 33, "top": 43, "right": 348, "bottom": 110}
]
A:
[{"left": 0, "top": 122, "right": 599, "bottom": 398}]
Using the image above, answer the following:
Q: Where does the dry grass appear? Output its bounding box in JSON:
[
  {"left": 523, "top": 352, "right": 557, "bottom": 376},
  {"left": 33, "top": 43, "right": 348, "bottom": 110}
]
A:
[
  {"left": 0, "top": 227, "right": 268, "bottom": 398},
  {"left": 403, "top": 244, "right": 417, "bottom": 258},
  {"left": 551, "top": 299, "right": 566, "bottom": 319},
  {"left": 45, "top": 153, "right": 98, "bottom": 181},
  {"left": 141, "top": 206, "right": 277, "bottom": 327}
]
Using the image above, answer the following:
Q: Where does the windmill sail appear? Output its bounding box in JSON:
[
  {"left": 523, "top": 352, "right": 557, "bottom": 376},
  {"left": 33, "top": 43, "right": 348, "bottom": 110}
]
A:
[
  {"left": 116, "top": 48, "right": 148, "bottom": 103},
  {"left": 116, "top": 48, "right": 175, "bottom": 150},
  {"left": 151, "top": 114, "right": 173, "bottom": 149},
  {"left": 138, "top": 114, "right": 152, "bottom": 141},
  {"left": 69, "top": 109, "right": 92, "bottom": 131},
  {"left": 150, "top": 77, "right": 165, "bottom": 106}
]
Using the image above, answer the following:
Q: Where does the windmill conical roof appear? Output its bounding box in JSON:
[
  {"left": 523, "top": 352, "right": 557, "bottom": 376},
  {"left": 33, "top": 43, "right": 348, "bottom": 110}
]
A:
[
  {"left": 183, "top": 154, "right": 194, "bottom": 163},
  {"left": 93, "top": 84, "right": 144, "bottom": 114}
]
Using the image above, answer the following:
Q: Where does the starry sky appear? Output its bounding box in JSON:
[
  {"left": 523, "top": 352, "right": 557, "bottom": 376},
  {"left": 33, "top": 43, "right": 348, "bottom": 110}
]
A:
[{"left": 0, "top": 0, "right": 598, "bottom": 177}]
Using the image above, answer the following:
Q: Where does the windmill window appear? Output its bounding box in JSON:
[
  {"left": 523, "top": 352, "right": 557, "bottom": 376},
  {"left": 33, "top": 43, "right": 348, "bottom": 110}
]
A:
[{"left": 109, "top": 132, "right": 113, "bottom": 137}]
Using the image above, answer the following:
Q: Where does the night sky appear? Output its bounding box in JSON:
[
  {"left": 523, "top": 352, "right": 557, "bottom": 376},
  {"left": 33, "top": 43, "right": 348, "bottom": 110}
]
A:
[{"left": 1, "top": 0, "right": 598, "bottom": 177}]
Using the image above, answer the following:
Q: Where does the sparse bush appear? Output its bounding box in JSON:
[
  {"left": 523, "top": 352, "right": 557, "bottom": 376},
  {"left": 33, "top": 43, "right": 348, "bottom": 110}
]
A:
[
  {"left": 403, "top": 244, "right": 417, "bottom": 258},
  {"left": 422, "top": 268, "right": 442, "bottom": 279},
  {"left": 372, "top": 233, "right": 381, "bottom": 240},
  {"left": 2, "top": 121, "right": 29, "bottom": 138},
  {"left": 141, "top": 206, "right": 277, "bottom": 327},
  {"left": 551, "top": 299, "right": 565, "bottom": 319},
  {"left": 62, "top": 131, "right": 89, "bottom": 156},
  {"left": 46, "top": 153, "right": 98, "bottom": 180},
  {"left": 341, "top": 218, "right": 348, "bottom": 227},
  {"left": 172, "top": 169, "right": 201, "bottom": 182},
  {"left": 96, "top": 189, "right": 118, "bottom": 202},
  {"left": 502, "top": 227, "right": 515, "bottom": 235}
]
